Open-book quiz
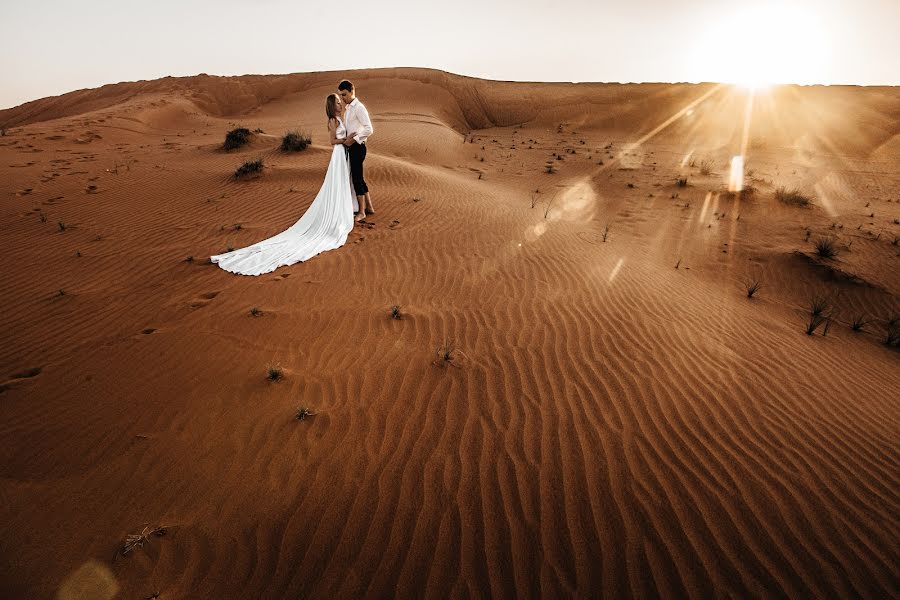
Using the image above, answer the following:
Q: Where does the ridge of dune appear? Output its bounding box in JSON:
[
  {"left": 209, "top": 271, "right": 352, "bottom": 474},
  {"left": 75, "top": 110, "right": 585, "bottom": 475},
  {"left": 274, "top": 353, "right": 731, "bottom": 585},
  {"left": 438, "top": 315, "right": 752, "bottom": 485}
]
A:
[{"left": 1, "top": 69, "right": 898, "bottom": 598}]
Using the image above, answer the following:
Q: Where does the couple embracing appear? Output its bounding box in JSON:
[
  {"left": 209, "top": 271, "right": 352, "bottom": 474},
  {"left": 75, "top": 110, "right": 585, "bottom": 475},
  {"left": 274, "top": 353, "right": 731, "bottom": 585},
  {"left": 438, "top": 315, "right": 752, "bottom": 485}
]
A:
[{"left": 211, "top": 80, "right": 374, "bottom": 276}]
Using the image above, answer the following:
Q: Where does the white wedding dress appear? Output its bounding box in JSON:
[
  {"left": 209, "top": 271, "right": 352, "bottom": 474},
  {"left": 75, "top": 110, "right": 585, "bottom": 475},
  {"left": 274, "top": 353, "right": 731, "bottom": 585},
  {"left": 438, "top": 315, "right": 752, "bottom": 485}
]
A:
[{"left": 210, "top": 118, "right": 357, "bottom": 275}]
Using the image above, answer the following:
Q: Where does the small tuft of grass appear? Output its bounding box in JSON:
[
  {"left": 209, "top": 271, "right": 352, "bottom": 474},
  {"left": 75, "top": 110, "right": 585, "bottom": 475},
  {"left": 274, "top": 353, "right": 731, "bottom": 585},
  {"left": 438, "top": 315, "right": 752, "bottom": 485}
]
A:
[
  {"left": 185, "top": 255, "right": 194, "bottom": 263},
  {"left": 884, "top": 316, "right": 900, "bottom": 347},
  {"left": 676, "top": 177, "right": 688, "bottom": 187},
  {"left": 674, "top": 258, "right": 682, "bottom": 269},
  {"left": 745, "top": 279, "right": 762, "bottom": 298},
  {"left": 234, "top": 223, "right": 242, "bottom": 231},
  {"left": 122, "top": 525, "right": 167, "bottom": 556},
  {"left": 390, "top": 304, "right": 402, "bottom": 320},
  {"left": 281, "top": 130, "right": 311, "bottom": 152},
  {"left": 805, "top": 296, "right": 832, "bottom": 335},
  {"left": 266, "top": 364, "right": 284, "bottom": 381},
  {"left": 250, "top": 306, "right": 262, "bottom": 317},
  {"left": 814, "top": 237, "right": 839, "bottom": 259},
  {"left": 224, "top": 127, "right": 251, "bottom": 151},
  {"left": 58, "top": 221, "right": 67, "bottom": 232},
  {"left": 433, "top": 340, "right": 467, "bottom": 368},
  {"left": 234, "top": 159, "right": 264, "bottom": 179},
  {"left": 601, "top": 224, "right": 610, "bottom": 242},
  {"left": 850, "top": 314, "right": 870, "bottom": 331},
  {"left": 544, "top": 161, "right": 555, "bottom": 174},
  {"left": 775, "top": 186, "right": 812, "bottom": 207},
  {"left": 295, "top": 407, "right": 316, "bottom": 421},
  {"left": 39, "top": 211, "right": 47, "bottom": 223},
  {"left": 57, "top": 289, "right": 66, "bottom": 296}
]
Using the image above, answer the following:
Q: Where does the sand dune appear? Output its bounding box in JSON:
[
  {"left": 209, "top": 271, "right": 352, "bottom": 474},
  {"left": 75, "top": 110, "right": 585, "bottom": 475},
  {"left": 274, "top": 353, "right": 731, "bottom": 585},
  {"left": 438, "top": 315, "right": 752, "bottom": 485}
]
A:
[{"left": 1, "top": 68, "right": 898, "bottom": 598}]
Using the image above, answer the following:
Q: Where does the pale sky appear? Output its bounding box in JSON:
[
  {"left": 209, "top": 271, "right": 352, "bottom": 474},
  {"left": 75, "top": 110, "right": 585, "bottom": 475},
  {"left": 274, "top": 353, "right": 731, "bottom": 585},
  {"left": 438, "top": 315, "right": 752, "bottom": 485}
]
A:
[{"left": 2, "top": 0, "right": 899, "bottom": 109}]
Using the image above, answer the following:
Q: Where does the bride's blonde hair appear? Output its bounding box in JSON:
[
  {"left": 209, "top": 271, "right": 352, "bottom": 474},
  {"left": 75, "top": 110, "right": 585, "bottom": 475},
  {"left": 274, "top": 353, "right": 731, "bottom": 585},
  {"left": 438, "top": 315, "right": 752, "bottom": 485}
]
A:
[{"left": 325, "top": 93, "right": 340, "bottom": 121}]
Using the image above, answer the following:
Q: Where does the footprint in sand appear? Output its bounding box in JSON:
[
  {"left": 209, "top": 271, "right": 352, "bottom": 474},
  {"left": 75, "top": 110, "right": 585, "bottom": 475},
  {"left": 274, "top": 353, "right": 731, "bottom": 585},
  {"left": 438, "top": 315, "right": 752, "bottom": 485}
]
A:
[
  {"left": 190, "top": 291, "right": 220, "bottom": 308},
  {"left": 0, "top": 367, "right": 43, "bottom": 393}
]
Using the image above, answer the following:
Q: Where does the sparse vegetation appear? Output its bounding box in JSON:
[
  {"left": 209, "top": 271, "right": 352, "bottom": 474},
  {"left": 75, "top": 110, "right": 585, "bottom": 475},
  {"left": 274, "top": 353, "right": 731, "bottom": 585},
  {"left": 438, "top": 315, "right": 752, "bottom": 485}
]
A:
[
  {"left": 814, "top": 237, "right": 839, "bottom": 259},
  {"left": 602, "top": 224, "right": 610, "bottom": 242},
  {"left": 234, "top": 159, "right": 264, "bottom": 179},
  {"left": 850, "top": 314, "right": 870, "bottom": 331},
  {"left": 699, "top": 159, "right": 714, "bottom": 176},
  {"left": 250, "top": 307, "right": 262, "bottom": 317},
  {"left": 295, "top": 407, "right": 316, "bottom": 421},
  {"left": 281, "top": 130, "right": 311, "bottom": 152},
  {"left": 805, "top": 296, "right": 832, "bottom": 335},
  {"left": 776, "top": 186, "right": 812, "bottom": 207},
  {"left": 746, "top": 279, "right": 762, "bottom": 298},
  {"left": 885, "top": 316, "right": 900, "bottom": 347},
  {"left": 186, "top": 256, "right": 194, "bottom": 263},
  {"left": 224, "top": 127, "right": 252, "bottom": 151},
  {"left": 390, "top": 304, "right": 402, "bottom": 320},
  {"left": 544, "top": 161, "right": 555, "bottom": 174},
  {"left": 39, "top": 211, "right": 47, "bottom": 223},
  {"left": 58, "top": 221, "right": 67, "bottom": 232},
  {"left": 266, "top": 364, "right": 284, "bottom": 381},
  {"left": 122, "top": 525, "right": 167, "bottom": 556},
  {"left": 433, "top": 340, "right": 466, "bottom": 368},
  {"left": 675, "top": 258, "right": 682, "bottom": 269},
  {"left": 676, "top": 177, "right": 688, "bottom": 187}
]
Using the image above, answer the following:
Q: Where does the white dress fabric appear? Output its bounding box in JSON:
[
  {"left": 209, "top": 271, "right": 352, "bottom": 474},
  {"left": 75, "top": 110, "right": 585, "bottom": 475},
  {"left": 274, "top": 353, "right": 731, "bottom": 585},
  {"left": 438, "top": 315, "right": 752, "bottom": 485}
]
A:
[{"left": 211, "top": 118, "right": 356, "bottom": 276}]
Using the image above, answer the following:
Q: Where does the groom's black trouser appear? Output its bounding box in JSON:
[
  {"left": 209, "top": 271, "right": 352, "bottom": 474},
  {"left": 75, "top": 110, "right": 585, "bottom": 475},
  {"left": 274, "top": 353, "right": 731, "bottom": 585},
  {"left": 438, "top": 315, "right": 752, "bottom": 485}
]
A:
[{"left": 348, "top": 142, "right": 368, "bottom": 195}]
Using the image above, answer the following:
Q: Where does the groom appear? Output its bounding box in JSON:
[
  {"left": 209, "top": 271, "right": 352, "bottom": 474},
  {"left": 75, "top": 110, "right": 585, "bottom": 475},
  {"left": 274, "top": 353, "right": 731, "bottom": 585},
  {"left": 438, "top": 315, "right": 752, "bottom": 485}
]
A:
[{"left": 337, "top": 80, "right": 374, "bottom": 221}]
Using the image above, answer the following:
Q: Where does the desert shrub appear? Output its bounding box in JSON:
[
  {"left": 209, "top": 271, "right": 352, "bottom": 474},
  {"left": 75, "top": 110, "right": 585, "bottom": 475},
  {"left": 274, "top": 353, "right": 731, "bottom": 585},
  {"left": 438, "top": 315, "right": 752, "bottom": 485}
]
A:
[
  {"left": 267, "top": 364, "right": 284, "bottom": 381},
  {"left": 699, "top": 159, "right": 714, "bottom": 176},
  {"left": 850, "top": 314, "right": 869, "bottom": 331},
  {"left": 814, "top": 237, "right": 838, "bottom": 259},
  {"left": 806, "top": 296, "right": 831, "bottom": 335},
  {"left": 234, "top": 159, "right": 264, "bottom": 179},
  {"left": 746, "top": 279, "right": 761, "bottom": 298},
  {"left": 676, "top": 178, "right": 688, "bottom": 187},
  {"left": 281, "top": 130, "right": 311, "bottom": 152},
  {"left": 885, "top": 316, "right": 900, "bottom": 347},
  {"left": 776, "top": 186, "right": 812, "bottom": 207},
  {"left": 224, "top": 127, "right": 252, "bottom": 151}
]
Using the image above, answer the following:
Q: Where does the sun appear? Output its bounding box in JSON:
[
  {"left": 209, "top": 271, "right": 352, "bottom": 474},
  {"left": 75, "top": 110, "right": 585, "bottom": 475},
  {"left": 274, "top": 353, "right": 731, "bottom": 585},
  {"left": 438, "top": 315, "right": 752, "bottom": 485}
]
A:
[{"left": 690, "top": 4, "right": 831, "bottom": 88}]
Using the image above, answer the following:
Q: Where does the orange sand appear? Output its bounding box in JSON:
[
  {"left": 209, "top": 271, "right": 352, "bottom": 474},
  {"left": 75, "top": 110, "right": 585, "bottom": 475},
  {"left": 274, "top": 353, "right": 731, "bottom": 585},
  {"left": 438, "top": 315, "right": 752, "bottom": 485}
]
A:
[{"left": 1, "top": 68, "right": 898, "bottom": 598}]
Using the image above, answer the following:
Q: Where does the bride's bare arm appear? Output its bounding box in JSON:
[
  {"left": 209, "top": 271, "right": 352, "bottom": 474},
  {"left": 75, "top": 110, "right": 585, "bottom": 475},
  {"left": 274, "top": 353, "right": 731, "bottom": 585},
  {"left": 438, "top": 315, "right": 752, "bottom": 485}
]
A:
[{"left": 328, "top": 119, "right": 343, "bottom": 146}]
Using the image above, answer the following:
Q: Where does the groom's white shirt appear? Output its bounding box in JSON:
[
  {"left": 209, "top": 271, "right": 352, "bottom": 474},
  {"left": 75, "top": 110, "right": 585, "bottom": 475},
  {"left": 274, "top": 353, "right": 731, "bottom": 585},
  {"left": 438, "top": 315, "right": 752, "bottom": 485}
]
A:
[{"left": 345, "top": 97, "right": 373, "bottom": 145}]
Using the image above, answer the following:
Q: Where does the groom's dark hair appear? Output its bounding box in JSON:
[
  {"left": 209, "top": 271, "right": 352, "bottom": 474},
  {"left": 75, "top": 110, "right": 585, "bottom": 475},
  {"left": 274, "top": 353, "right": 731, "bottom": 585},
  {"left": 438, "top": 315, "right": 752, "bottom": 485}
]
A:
[{"left": 338, "top": 80, "right": 354, "bottom": 92}]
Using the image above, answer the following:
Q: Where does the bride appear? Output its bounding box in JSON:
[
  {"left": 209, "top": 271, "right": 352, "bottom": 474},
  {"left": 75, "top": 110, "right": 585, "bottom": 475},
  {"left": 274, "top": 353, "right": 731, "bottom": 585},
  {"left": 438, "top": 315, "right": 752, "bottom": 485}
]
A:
[{"left": 210, "top": 93, "right": 358, "bottom": 276}]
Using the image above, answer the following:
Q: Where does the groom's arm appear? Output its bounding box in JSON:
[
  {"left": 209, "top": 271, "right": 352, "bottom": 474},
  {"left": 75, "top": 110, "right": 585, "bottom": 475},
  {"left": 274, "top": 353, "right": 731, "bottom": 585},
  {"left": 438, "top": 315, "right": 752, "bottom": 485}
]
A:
[{"left": 352, "top": 104, "right": 373, "bottom": 144}]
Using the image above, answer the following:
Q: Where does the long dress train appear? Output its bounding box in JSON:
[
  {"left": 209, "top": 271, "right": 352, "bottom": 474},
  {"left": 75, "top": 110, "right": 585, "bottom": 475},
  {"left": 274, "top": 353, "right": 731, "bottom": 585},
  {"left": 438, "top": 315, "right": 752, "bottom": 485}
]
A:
[{"left": 210, "top": 120, "right": 356, "bottom": 276}]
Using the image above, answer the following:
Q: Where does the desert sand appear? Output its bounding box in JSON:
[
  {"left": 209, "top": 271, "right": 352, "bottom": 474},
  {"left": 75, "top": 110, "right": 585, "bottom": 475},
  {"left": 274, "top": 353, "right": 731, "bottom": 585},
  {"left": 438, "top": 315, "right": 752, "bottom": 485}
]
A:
[{"left": 1, "top": 68, "right": 898, "bottom": 598}]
